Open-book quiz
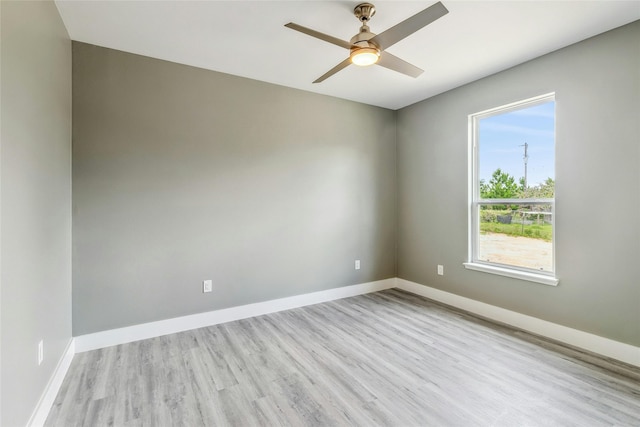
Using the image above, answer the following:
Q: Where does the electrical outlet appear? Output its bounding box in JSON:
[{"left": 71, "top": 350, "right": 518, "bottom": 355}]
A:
[
  {"left": 437, "top": 265, "right": 444, "bottom": 276},
  {"left": 38, "top": 340, "right": 44, "bottom": 365},
  {"left": 203, "top": 279, "right": 213, "bottom": 293},
  {"left": 355, "top": 260, "right": 361, "bottom": 270}
]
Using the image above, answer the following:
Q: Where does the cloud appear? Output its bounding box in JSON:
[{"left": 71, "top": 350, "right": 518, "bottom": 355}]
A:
[
  {"left": 510, "top": 108, "right": 555, "bottom": 119},
  {"left": 480, "top": 122, "right": 555, "bottom": 138},
  {"left": 491, "top": 148, "right": 521, "bottom": 154}
]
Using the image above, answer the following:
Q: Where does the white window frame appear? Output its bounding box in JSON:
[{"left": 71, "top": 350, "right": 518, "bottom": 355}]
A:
[{"left": 464, "top": 93, "right": 558, "bottom": 286}]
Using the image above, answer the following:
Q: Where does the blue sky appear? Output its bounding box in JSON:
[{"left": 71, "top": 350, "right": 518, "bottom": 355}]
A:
[{"left": 479, "top": 101, "right": 555, "bottom": 187}]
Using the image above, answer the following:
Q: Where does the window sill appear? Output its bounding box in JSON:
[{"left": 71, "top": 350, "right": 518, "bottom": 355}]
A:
[{"left": 463, "top": 262, "right": 559, "bottom": 286}]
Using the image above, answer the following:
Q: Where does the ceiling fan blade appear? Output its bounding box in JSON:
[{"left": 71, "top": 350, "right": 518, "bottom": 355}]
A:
[
  {"left": 369, "top": 2, "right": 448, "bottom": 50},
  {"left": 377, "top": 52, "right": 424, "bottom": 78},
  {"left": 285, "top": 23, "right": 352, "bottom": 50},
  {"left": 313, "top": 58, "right": 352, "bottom": 83}
]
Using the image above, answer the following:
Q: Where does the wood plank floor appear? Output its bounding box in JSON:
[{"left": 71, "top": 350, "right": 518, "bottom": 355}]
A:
[{"left": 46, "top": 289, "right": 640, "bottom": 426}]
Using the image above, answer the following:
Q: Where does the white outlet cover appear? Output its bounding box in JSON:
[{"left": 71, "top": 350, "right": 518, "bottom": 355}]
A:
[
  {"left": 203, "top": 280, "right": 213, "bottom": 293},
  {"left": 437, "top": 265, "right": 444, "bottom": 275},
  {"left": 355, "top": 260, "right": 361, "bottom": 270}
]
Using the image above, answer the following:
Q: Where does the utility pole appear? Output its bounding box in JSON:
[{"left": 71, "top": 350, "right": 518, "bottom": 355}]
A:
[{"left": 520, "top": 142, "right": 529, "bottom": 188}]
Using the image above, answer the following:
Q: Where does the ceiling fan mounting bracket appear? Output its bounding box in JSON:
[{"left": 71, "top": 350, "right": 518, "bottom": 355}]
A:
[{"left": 354, "top": 3, "right": 376, "bottom": 23}]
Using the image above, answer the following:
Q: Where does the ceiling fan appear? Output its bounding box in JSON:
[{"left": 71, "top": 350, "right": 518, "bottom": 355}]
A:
[{"left": 285, "top": 2, "right": 449, "bottom": 83}]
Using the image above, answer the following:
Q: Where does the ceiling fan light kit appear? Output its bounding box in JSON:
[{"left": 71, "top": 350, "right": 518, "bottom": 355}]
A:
[
  {"left": 285, "top": 1, "right": 449, "bottom": 83},
  {"left": 351, "top": 47, "right": 380, "bottom": 66}
]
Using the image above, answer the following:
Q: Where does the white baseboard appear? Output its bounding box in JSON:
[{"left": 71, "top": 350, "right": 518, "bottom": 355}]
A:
[
  {"left": 74, "top": 276, "right": 640, "bottom": 366},
  {"left": 75, "top": 278, "right": 396, "bottom": 353},
  {"left": 27, "top": 338, "right": 75, "bottom": 427},
  {"left": 396, "top": 278, "right": 640, "bottom": 368}
]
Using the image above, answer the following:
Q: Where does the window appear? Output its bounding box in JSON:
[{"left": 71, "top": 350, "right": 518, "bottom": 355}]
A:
[{"left": 465, "top": 94, "right": 558, "bottom": 286}]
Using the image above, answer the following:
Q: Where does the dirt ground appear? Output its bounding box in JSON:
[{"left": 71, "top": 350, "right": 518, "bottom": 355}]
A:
[{"left": 478, "top": 232, "right": 553, "bottom": 272}]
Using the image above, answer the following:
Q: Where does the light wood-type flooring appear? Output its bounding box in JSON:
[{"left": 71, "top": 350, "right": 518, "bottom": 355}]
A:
[{"left": 46, "top": 289, "right": 640, "bottom": 426}]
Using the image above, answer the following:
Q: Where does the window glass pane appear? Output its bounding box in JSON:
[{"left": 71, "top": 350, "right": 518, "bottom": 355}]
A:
[
  {"left": 478, "top": 203, "right": 553, "bottom": 272},
  {"left": 479, "top": 101, "right": 555, "bottom": 199}
]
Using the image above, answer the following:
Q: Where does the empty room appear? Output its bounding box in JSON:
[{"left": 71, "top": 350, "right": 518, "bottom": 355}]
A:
[{"left": 1, "top": 0, "right": 639, "bottom": 426}]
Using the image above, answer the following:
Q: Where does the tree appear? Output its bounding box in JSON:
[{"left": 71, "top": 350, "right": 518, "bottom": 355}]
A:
[
  {"left": 519, "top": 177, "right": 555, "bottom": 199},
  {"left": 480, "top": 168, "right": 520, "bottom": 199}
]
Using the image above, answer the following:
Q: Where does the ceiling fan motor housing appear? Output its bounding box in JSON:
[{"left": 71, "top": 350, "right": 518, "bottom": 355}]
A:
[{"left": 350, "top": 32, "right": 378, "bottom": 49}]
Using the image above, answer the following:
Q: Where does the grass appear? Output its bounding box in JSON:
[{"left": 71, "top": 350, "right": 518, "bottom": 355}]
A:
[{"left": 480, "top": 222, "right": 553, "bottom": 242}]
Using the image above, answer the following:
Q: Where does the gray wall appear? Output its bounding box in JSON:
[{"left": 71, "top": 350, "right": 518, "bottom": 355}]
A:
[
  {"left": 72, "top": 43, "right": 397, "bottom": 335},
  {"left": 397, "top": 21, "right": 640, "bottom": 346},
  {"left": 0, "top": 1, "right": 72, "bottom": 425}
]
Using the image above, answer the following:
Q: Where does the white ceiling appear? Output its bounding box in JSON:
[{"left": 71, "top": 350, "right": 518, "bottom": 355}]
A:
[{"left": 55, "top": 0, "right": 640, "bottom": 110}]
